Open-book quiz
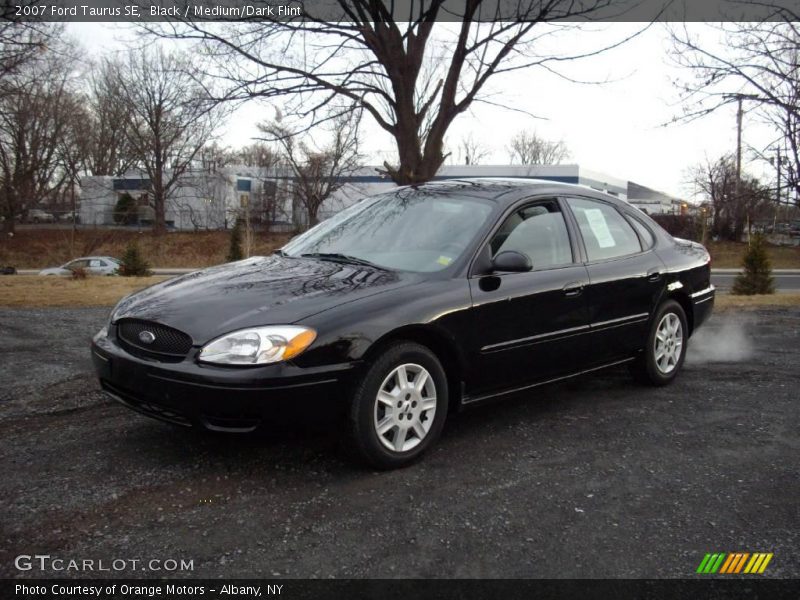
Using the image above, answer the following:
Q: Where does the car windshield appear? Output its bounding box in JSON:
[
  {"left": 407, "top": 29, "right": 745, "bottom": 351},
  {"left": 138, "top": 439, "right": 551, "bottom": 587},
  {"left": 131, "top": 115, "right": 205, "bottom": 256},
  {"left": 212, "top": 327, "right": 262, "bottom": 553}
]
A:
[{"left": 282, "top": 188, "right": 494, "bottom": 272}]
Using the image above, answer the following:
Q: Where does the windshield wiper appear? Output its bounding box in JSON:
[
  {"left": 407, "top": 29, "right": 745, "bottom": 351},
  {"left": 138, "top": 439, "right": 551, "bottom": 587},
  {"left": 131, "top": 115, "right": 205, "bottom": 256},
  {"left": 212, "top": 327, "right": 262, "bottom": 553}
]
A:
[{"left": 300, "top": 252, "right": 388, "bottom": 270}]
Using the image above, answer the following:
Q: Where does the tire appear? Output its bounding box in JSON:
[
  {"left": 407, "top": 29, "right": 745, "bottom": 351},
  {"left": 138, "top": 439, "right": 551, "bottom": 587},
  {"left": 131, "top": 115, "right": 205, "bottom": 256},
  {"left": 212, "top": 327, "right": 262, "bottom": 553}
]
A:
[
  {"left": 347, "top": 342, "right": 448, "bottom": 469},
  {"left": 630, "top": 299, "right": 688, "bottom": 386}
]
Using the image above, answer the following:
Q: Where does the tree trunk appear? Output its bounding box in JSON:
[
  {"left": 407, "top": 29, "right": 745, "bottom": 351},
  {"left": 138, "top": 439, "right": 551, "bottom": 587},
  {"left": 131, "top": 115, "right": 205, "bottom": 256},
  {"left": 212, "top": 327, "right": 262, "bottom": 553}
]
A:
[
  {"left": 153, "top": 188, "right": 166, "bottom": 236},
  {"left": 307, "top": 204, "right": 319, "bottom": 228},
  {"left": 2, "top": 189, "right": 17, "bottom": 234},
  {"left": 384, "top": 116, "right": 446, "bottom": 186}
]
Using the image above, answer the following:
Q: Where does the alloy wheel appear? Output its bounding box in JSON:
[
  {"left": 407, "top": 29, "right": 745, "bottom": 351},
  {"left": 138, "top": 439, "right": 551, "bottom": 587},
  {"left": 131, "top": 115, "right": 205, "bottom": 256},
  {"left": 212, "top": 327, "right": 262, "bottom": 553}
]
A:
[
  {"left": 373, "top": 363, "right": 437, "bottom": 453},
  {"left": 654, "top": 312, "right": 683, "bottom": 374}
]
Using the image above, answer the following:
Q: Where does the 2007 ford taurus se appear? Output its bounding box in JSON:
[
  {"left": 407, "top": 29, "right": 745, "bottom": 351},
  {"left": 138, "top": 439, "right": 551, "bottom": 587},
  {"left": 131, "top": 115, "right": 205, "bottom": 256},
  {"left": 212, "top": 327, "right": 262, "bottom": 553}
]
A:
[{"left": 92, "top": 179, "right": 714, "bottom": 468}]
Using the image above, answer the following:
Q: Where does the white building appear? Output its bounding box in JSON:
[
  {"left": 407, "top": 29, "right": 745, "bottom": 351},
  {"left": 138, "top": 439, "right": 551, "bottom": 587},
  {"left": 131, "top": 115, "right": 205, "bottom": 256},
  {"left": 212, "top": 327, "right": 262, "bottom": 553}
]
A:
[
  {"left": 626, "top": 181, "right": 685, "bottom": 215},
  {"left": 79, "top": 163, "right": 678, "bottom": 230},
  {"left": 80, "top": 166, "right": 293, "bottom": 231},
  {"left": 311, "top": 164, "right": 630, "bottom": 228}
]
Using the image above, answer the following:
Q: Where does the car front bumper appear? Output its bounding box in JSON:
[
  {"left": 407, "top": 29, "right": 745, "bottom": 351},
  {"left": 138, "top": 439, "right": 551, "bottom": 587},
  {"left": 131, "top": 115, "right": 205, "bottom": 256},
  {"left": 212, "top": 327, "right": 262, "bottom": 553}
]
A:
[{"left": 91, "top": 329, "right": 358, "bottom": 432}]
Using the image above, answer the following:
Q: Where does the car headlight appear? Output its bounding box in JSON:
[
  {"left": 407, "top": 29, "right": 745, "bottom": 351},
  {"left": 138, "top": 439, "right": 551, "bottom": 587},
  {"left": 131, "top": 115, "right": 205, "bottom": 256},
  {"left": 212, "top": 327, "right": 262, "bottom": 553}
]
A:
[{"left": 198, "top": 326, "right": 317, "bottom": 365}]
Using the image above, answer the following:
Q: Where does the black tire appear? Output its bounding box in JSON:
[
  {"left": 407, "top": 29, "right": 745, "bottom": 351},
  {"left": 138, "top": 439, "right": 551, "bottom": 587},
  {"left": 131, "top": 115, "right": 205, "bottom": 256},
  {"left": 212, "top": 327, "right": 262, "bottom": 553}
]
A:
[
  {"left": 347, "top": 342, "right": 448, "bottom": 469},
  {"left": 630, "top": 299, "right": 688, "bottom": 386}
]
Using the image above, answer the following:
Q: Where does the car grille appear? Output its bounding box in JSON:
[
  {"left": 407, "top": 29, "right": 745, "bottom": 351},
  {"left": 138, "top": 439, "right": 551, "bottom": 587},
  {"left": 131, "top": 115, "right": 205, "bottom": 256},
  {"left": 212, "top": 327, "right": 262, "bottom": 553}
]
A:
[{"left": 116, "top": 319, "right": 193, "bottom": 357}]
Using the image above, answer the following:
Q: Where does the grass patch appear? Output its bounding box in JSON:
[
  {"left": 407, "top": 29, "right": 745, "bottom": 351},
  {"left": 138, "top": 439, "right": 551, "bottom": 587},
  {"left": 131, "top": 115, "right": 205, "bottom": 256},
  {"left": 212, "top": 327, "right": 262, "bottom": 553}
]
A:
[
  {"left": 715, "top": 292, "right": 800, "bottom": 310},
  {"left": 707, "top": 240, "right": 800, "bottom": 269},
  {"left": 0, "top": 275, "right": 169, "bottom": 307}
]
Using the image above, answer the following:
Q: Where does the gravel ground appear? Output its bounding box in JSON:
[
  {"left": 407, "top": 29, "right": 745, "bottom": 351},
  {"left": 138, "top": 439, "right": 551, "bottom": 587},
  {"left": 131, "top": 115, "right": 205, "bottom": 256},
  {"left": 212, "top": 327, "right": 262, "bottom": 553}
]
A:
[{"left": 0, "top": 306, "right": 798, "bottom": 579}]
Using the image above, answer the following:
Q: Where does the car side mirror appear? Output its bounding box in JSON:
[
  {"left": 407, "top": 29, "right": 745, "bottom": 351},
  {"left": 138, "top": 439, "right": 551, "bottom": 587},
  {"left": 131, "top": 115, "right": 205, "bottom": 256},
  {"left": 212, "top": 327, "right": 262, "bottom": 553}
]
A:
[{"left": 491, "top": 250, "right": 532, "bottom": 273}]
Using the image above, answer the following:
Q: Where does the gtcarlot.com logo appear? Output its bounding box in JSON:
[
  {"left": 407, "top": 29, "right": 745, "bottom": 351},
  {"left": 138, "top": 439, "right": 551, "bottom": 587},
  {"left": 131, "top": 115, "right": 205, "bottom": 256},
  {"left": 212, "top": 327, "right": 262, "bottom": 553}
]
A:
[
  {"left": 697, "top": 552, "right": 773, "bottom": 574},
  {"left": 14, "top": 554, "right": 194, "bottom": 572}
]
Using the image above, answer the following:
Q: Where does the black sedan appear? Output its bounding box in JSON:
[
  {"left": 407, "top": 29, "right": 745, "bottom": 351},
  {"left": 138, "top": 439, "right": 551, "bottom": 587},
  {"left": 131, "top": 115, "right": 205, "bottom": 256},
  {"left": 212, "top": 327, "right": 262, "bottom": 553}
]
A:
[{"left": 92, "top": 180, "right": 714, "bottom": 468}]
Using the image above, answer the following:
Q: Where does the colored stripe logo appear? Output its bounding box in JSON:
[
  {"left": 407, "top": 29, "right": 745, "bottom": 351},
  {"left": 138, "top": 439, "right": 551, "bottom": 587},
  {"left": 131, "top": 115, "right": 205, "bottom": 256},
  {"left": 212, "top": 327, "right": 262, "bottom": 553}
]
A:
[{"left": 696, "top": 552, "right": 773, "bottom": 574}]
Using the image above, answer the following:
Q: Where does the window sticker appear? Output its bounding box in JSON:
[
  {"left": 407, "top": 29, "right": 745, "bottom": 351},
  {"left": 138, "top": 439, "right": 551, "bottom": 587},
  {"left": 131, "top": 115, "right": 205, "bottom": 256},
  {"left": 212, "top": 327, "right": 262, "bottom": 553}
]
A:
[
  {"left": 584, "top": 208, "right": 616, "bottom": 248},
  {"left": 437, "top": 255, "right": 453, "bottom": 266}
]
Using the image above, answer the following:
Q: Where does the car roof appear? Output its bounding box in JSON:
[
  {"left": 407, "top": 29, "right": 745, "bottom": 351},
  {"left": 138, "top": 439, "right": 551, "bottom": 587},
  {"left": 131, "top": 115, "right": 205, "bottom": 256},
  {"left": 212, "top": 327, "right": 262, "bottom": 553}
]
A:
[{"left": 407, "top": 178, "right": 628, "bottom": 209}]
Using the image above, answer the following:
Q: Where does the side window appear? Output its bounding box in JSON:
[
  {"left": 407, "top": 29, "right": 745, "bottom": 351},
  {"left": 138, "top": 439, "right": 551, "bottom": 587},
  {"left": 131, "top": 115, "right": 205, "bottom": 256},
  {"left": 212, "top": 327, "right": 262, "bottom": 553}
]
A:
[
  {"left": 89, "top": 259, "right": 102, "bottom": 268},
  {"left": 626, "top": 215, "right": 655, "bottom": 249},
  {"left": 490, "top": 200, "right": 573, "bottom": 270},
  {"left": 566, "top": 197, "right": 642, "bottom": 261}
]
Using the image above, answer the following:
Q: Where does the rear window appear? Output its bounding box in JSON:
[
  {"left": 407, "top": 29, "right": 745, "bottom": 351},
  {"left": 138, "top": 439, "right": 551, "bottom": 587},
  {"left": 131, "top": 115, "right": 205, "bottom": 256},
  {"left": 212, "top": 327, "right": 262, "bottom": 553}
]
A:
[{"left": 566, "top": 197, "right": 642, "bottom": 261}]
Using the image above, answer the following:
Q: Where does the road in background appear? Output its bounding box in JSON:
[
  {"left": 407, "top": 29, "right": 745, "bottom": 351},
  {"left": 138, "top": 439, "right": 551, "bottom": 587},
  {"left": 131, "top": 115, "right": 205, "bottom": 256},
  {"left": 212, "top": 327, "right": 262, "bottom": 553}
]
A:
[{"left": 711, "top": 269, "right": 800, "bottom": 292}]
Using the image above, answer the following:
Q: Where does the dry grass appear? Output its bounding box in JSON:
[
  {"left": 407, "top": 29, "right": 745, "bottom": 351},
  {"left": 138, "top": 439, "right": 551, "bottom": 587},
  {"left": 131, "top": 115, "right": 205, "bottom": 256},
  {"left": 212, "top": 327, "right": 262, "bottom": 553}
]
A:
[
  {"left": 707, "top": 240, "right": 800, "bottom": 269},
  {"left": 715, "top": 292, "right": 800, "bottom": 310},
  {"left": 0, "top": 275, "right": 168, "bottom": 307},
  {"left": 0, "top": 229, "right": 292, "bottom": 269}
]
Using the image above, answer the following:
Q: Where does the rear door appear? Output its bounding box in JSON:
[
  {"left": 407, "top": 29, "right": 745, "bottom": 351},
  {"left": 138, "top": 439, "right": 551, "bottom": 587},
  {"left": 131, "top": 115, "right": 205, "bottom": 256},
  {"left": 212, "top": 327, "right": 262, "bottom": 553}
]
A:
[
  {"left": 563, "top": 196, "right": 666, "bottom": 364},
  {"left": 87, "top": 259, "right": 105, "bottom": 274},
  {"left": 466, "top": 198, "right": 591, "bottom": 398}
]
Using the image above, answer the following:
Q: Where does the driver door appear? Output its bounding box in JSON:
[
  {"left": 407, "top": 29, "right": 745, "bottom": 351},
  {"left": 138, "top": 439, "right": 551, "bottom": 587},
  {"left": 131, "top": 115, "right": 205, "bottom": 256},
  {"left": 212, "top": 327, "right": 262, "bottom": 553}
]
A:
[{"left": 466, "top": 198, "right": 590, "bottom": 399}]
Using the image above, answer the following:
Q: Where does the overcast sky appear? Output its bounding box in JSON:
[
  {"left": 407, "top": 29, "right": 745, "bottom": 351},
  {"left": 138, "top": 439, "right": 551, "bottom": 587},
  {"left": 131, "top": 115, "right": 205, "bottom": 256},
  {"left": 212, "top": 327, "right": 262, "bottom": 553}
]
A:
[{"left": 68, "top": 21, "right": 778, "bottom": 201}]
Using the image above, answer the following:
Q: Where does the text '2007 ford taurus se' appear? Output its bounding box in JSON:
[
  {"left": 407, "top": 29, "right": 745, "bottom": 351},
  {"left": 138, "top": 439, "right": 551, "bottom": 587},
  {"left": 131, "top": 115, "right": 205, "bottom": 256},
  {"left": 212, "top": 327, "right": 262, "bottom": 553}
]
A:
[{"left": 92, "top": 179, "right": 714, "bottom": 468}]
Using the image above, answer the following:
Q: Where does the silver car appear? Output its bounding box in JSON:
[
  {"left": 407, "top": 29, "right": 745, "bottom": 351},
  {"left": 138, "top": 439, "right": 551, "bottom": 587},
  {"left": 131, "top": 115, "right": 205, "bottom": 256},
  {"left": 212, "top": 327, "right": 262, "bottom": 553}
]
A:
[{"left": 39, "top": 256, "right": 120, "bottom": 276}]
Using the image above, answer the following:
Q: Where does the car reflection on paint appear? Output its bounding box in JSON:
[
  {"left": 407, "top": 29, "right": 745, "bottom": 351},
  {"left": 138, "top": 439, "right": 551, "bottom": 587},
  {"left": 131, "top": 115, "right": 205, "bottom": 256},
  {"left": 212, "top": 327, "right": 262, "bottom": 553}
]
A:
[{"left": 92, "top": 179, "right": 714, "bottom": 469}]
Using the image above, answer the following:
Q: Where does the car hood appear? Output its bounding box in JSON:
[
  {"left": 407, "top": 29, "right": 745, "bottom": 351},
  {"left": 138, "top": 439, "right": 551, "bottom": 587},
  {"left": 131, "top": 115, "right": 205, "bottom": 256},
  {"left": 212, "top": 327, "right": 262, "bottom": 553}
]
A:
[{"left": 111, "top": 255, "right": 419, "bottom": 344}]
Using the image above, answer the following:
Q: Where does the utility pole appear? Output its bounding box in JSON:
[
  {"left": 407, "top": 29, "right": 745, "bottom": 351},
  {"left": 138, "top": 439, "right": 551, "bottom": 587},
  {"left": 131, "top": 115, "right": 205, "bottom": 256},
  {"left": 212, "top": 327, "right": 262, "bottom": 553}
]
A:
[
  {"left": 727, "top": 93, "right": 759, "bottom": 241},
  {"left": 735, "top": 96, "right": 743, "bottom": 196},
  {"left": 776, "top": 147, "right": 782, "bottom": 228},
  {"left": 735, "top": 97, "right": 744, "bottom": 243}
]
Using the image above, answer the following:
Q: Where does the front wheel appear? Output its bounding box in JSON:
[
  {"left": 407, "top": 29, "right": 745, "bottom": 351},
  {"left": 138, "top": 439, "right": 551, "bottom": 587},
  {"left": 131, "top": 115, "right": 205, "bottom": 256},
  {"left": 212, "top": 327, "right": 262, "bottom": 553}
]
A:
[
  {"left": 347, "top": 342, "right": 448, "bottom": 469},
  {"left": 630, "top": 299, "right": 688, "bottom": 386}
]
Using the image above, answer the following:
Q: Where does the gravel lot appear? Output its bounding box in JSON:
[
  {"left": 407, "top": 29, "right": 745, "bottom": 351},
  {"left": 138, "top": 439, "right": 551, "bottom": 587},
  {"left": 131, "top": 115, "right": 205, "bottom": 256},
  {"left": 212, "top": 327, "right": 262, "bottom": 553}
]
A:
[{"left": 0, "top": 306, "right": 798, "bottom": 579}]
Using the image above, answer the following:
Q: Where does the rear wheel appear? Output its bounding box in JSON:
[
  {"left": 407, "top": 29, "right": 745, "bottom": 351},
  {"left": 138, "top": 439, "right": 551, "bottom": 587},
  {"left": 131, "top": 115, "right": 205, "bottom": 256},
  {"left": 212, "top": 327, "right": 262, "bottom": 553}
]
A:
[
  {"left": 347, "top": 342, "right": 448, "bottom": 469},
  {"left": 630, "top": 299, "right": 688, "bottom": 386}
]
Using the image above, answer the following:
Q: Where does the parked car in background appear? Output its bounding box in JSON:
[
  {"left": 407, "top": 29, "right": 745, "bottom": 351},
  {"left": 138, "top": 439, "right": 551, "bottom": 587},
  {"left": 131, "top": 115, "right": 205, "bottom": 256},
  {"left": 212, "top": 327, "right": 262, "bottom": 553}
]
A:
[
  {"left": 58, "top": 213, "right": 81, "bottom": 223},
  {"left": 40, "top": 256, "right": 120, "bottom": 276},
  {"left": 92, "top": 179, "right": 714, "bottom": 468},
  {"left": 26, "top": 209, "right": 55, "bottom": 224}
]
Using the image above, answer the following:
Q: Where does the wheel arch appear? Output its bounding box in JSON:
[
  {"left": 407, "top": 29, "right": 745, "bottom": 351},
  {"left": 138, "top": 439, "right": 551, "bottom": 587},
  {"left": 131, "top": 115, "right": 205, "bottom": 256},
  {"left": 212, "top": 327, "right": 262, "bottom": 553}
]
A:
[
  {"left": 666, "top": 290, "right": 694, "bottom": 336},
  {"left": 361, "top": 325, "right": 466, "bottom": 411}
]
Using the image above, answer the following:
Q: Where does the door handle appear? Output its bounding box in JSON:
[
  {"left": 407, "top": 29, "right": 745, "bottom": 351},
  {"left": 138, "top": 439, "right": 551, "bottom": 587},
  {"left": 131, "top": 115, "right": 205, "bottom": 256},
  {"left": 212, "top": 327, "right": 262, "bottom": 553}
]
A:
[
  {"left": 563, "top": 282, "right": 584, "bottom": 297},
  {"left": 646, "top": 269, "right": 662, "bottom": 282}
]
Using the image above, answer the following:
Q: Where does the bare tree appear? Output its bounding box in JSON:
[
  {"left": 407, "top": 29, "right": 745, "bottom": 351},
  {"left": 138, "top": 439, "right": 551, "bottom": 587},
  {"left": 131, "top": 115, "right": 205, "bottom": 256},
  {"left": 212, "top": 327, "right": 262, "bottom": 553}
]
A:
[
  {"left": 689, "top": 154, "right": 773, "bottom": 241},
  {"left": 0, "top": 37, "right": 79, "bottom": 233},
  {"left": 144, "top": 2, "right": 646, "bottom": 186},
  {"left": 0, "top": 17, "right": 59, "bottom": 83},
  {"left": 457, "top": 133, "right": 491, "bottom": 165},
  {"left": 262, "top": 109, "right": 362, "bottom": 230},
  {"left": 84, "top": 60, "right": 138, "bottom": 176},
  {"left": 107, "top": 47, "right": 225, "bottom": 235},
  {"left": 671, "top": 18, "right": 800, "bottom": 205},
  {"left": 236, "top": 142, "right": 285, "bottom": 227},
  {"left": 507, "top": 129, "right": 571, "bottom": 165}
]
